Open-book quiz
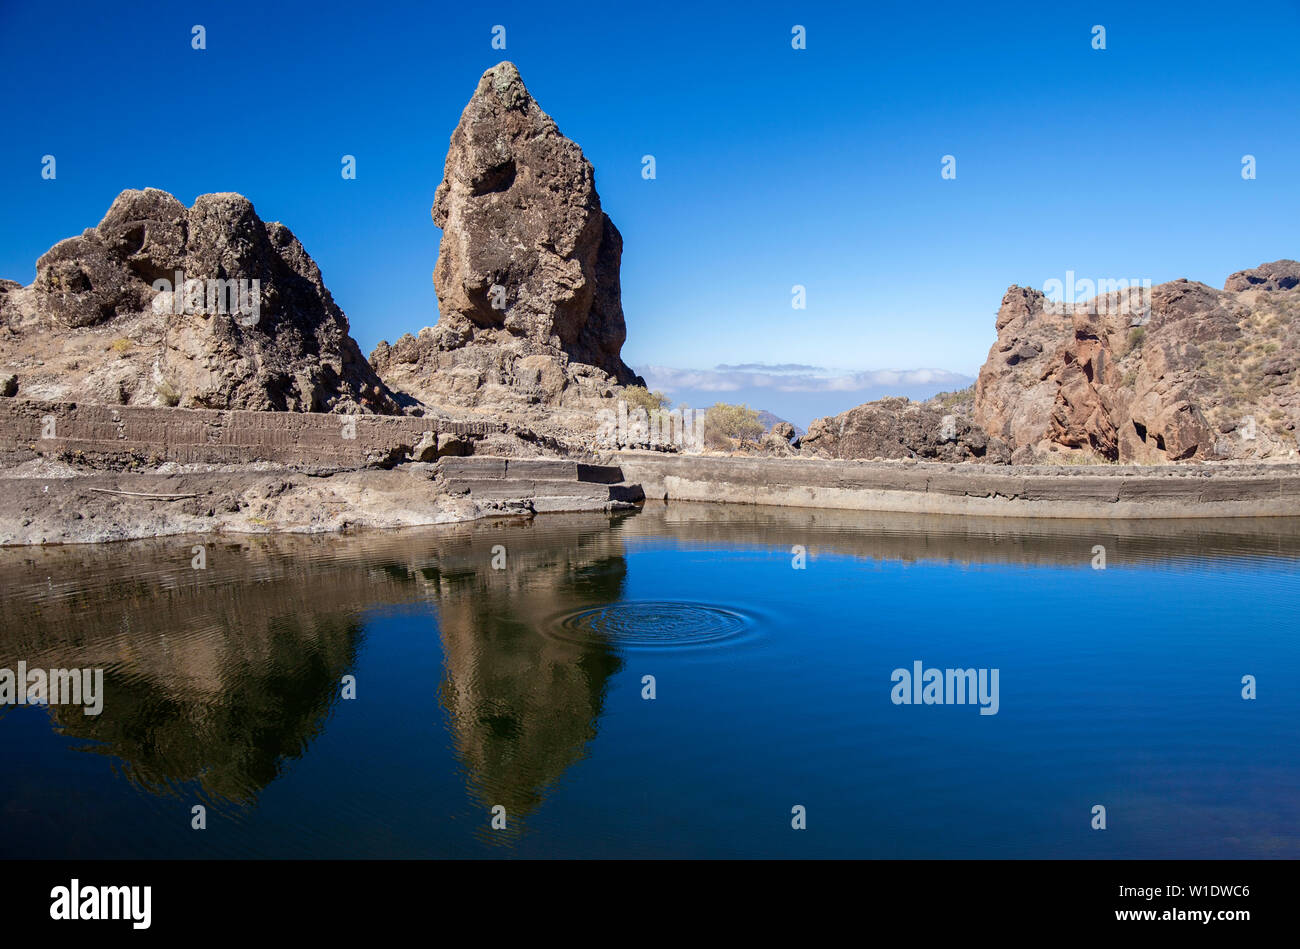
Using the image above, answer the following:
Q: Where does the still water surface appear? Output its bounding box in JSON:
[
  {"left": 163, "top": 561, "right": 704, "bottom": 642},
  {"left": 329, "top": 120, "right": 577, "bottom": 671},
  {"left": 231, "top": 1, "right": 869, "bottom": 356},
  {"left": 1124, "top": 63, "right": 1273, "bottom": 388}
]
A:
[{"left": 1, "top": 503, "right": 1297, "bottom": 858}]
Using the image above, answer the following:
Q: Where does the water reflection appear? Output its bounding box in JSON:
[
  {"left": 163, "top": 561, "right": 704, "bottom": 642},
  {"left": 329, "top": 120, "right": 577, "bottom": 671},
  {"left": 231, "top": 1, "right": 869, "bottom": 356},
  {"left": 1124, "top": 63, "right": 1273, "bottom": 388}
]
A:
[
  {"left": 0, "top": 503, "right": 1297, "bottom": 856},
  {"left": 0, "top": 539, "right": 375, "bottom": 805},
  {"left": 624, "top": 502, "right": 1300, "bottom": 569},
  {"left": 0, "top": 513, "right": 632, "bottom": 820},
  {"left": 416, "top": 517, "right": 626, "bottom": 834}
]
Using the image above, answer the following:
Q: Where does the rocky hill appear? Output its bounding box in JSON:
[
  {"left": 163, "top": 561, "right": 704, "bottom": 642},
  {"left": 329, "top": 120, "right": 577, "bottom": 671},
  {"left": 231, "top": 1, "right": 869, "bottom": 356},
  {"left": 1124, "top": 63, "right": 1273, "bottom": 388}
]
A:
[
  {"left": 0, "top": 188, "right": 397, "bottom": 413},
  {"left": 803, "top": 261, "right": 1299, "bottom": 464},
  {"left": 370, "top": 61, "right": 643, "bottom": 439},
  {"left": 975, "top": 260, "right": 1299, "bottom": 463}
]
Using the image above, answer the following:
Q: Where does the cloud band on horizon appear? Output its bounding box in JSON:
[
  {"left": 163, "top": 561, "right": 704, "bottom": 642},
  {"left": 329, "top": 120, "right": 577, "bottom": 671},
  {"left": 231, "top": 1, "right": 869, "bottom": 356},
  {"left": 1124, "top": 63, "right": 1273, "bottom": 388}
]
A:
[{"left": 636, "top": 364, "right": 974, "bottom": 394}]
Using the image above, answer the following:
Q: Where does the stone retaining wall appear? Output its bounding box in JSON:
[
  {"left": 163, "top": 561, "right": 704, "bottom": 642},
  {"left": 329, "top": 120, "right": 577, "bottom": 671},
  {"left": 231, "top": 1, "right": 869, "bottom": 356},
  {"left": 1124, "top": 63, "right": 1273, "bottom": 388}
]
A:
[
  {"left": 0, "top": 398, "right": 505, "bottom": 469},
  {"left": 615, "top": 452, "right": 1300, "bottom": 519}
]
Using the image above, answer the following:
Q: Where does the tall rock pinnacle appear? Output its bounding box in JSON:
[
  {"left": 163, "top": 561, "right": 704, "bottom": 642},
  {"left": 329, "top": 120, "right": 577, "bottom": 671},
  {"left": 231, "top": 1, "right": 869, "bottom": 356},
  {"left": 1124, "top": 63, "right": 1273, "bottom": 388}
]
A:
[{"left": 372, "top": 62, "right": 644, "bottom": 416}]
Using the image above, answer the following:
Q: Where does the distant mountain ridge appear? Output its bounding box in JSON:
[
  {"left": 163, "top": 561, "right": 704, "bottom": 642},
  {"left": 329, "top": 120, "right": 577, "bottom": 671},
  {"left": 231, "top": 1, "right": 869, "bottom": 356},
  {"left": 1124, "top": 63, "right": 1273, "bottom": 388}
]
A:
[{"left": 756, "top": 409, "right": 804, "bottom": 437}]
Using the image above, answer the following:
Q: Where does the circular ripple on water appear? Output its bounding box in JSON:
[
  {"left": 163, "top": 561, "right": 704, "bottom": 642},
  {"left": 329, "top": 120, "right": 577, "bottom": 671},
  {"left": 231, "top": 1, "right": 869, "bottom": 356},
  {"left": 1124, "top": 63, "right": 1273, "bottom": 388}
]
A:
[{"left": 546, "top": 601, "right": 752, "bottom": 649}]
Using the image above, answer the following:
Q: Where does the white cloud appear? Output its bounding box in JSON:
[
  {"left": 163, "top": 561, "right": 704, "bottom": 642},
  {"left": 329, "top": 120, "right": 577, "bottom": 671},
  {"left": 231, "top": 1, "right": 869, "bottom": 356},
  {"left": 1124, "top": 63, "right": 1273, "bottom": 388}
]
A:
[{"left": 637, "top": 363, "right": 972, "bottom": 394}]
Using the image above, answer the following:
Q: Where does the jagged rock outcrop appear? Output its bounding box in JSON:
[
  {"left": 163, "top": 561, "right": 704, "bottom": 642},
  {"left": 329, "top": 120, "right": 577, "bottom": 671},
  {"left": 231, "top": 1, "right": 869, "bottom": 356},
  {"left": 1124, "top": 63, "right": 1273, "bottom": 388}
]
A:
[
  {"left": 0, "top": 188, "right": 396, "bottom": 413},
  {"left": 974, "top": 262, "right": 1300, "bottom": 463},
  {"left": 768, "top": 420, "right": 796, "bottom": 443},
  {"left": 1225, "top": 259, "right": 1300, "bottom": 293},
  {"left": 758, "top": 420, "right": 798, "bottom": 456},
  {"left": 800, "top": 395, "right": 1011, "bottom": 463},
  {"left": 371, "top": 61, "right": 643, "bottom": 429},
  {"left": 801, "top": 259, "right": 1298, "bottom": 466}
]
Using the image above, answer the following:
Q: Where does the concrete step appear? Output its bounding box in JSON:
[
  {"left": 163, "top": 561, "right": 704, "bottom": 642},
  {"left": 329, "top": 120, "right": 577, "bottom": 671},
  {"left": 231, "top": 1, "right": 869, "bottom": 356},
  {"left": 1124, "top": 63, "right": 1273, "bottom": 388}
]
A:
[
  {"left": 532, "top": 496, "right": 630, "bottom": 513},
  {"left": 437, "top": 456, "right": 625, "bottom": 484},
  {"left": 446, "top": 478, "right": 643, "bottom": 503},
  {"left": 514, "top": 459, "right": 627, "bottom": 484},
  {"left": 438, "top": 457, "right": 507, "bottom": 480}
]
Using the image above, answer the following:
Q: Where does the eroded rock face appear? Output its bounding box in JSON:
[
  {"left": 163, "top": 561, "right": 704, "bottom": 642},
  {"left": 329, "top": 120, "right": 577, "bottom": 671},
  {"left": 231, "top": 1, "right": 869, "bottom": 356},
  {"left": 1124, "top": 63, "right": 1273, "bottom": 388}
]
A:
[
  {"left": 1225, "top": 259, "right": 1300, "bottom": 293},
  {"left": 800, "top": 396, "right": 1010, "bottom": 463},
  {"left": 372, "top": 61, "right": 643, "bottom": 421},
  {"left": 803, "top": 259, "right": 1298, "bottom": 466},
  {"left": 0, "top": 188, "right": 396, "bottom": 413},
  {"left": 757, "top": 420, "right": 798, "bottom": 456},
  {"left": 974, "top": 263, "right": 1300, "bottom": 463}
]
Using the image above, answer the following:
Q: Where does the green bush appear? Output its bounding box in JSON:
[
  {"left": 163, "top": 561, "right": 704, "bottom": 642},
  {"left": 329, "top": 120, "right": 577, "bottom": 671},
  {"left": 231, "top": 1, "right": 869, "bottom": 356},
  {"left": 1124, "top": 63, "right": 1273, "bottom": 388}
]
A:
[
  {"left": 935, "top": 385, "right": 974, "bottom": 411},
  {"left": 156, "top": 381, "right": 180, "bottom": 407},
  {"left": 704, "top": 402, "right": 764, "bottom": 448},
  {"left": 622, "top": 386, "right": 669, "bottom": 413}
]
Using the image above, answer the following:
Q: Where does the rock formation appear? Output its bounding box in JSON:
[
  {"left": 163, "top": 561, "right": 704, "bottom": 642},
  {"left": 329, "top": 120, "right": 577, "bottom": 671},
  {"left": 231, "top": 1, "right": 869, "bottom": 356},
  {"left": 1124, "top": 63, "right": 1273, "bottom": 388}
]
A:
[
  {"left": 1225, "top": 259, "right": 1300, "bottom": 293},
  {"left": 371, "top": 62, "right": 643, "bottom": 430},
  {"left": 756, "top": 420, "right": 798, "bottom": 456},
  {"left": 0, "top": 188, "right": 396, "bottom": 413},
  {"left": 756, "top": 410, "right": 803, "bottom": 438},
  {"left": 974, "top": 262, "right": 1299, "bottom": 463},
  {"left": 800, "top": 395, "right": 1011, "bottom": 463},
  {"left": 803, "top": 260, "right": 1298, "bottom": 465}
]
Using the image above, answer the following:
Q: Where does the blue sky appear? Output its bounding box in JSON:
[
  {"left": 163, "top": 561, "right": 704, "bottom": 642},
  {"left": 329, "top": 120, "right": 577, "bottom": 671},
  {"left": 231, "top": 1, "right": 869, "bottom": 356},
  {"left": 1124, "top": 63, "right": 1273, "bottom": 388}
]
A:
[{"left": 1, "top": 0, "right": 1296, "bottom": 424}]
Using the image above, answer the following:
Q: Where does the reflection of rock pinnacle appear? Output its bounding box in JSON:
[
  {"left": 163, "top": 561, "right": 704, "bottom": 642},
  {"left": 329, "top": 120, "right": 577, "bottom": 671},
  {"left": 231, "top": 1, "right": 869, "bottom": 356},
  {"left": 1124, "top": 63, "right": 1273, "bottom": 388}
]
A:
[{"left": 432, "top": 518, "right": 627, "bottom": 831}]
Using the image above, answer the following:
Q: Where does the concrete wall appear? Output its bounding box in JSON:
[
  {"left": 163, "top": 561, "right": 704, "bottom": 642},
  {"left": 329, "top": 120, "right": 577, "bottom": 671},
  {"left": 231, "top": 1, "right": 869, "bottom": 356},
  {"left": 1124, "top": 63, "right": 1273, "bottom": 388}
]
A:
[
  {"left": 0, "top": 398, "right": 504, "bottom": 469},
  {"left": 614, "top": 451, "right": 1300, "bottom": 519}
]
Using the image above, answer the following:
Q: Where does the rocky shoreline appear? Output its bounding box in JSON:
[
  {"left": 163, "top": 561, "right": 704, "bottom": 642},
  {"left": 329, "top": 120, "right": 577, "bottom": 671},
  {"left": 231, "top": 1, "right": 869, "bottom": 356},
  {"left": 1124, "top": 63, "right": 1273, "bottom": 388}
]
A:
[{"left": 3, "top": 452, "right": 1297, "bottom": 547}]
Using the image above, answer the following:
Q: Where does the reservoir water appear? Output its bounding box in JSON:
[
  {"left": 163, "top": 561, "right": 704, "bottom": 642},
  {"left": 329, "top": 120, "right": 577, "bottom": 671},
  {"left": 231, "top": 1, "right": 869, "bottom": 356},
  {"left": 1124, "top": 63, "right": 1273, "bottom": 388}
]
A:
[{"left": 1, "top": 503, "right": 1297, "bottom": 858}]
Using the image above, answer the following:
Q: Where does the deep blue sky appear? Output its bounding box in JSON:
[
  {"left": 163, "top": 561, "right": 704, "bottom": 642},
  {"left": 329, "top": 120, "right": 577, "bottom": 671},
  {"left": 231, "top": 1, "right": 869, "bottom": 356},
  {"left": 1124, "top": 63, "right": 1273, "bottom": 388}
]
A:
[{"left": 1, "top": 0, "right": 1296, "bottom": 422}]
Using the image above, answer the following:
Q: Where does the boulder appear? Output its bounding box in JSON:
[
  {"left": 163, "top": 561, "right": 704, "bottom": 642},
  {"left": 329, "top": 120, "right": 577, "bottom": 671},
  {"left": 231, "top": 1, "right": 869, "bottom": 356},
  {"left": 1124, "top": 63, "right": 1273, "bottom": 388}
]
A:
[
  {"left": 801, "top": 396, "right": 1010, "bottom": 463},
  {"left": 410, "top": 432, "right": 439, "bottom": 462},
  {"left": 758, "top": 421, "right": 798, "bottom": 456},
  {"left": 0, "top": 188, "right": 398, "bottom": 413},
  {"left": 436, "top": 433, "right": 471, "bottom": 457},
  {"left": 769, "top": 420, "right": 796, "bottom": 442}
]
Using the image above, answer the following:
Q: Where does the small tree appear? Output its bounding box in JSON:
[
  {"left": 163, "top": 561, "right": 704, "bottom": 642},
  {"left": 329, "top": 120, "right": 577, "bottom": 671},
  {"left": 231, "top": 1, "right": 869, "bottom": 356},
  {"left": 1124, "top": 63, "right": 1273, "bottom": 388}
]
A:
[
  {"left": 622, "top": 386, "right": 670, "bottom": 413},
  {"left": 704, "top": 402, "right": 764, "bottom": 449}
]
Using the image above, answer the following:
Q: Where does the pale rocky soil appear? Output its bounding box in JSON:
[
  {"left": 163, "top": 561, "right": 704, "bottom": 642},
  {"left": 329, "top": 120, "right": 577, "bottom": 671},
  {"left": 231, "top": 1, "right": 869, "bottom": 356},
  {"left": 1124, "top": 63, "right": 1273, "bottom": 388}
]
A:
[{"left": 0, "top": 459, "right": 486, "bottom": 546}]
